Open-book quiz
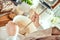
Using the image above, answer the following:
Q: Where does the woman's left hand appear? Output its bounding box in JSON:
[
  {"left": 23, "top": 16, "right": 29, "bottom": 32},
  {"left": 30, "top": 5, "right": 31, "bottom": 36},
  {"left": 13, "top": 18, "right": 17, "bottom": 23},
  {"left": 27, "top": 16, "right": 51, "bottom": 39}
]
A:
[{"left": 6, "top": 21, "right": 16, "bottom": 36}]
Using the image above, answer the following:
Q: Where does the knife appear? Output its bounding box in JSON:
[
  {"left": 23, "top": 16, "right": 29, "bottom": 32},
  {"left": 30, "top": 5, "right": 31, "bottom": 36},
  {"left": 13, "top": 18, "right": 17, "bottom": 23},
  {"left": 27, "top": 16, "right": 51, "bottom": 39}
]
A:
[{"left": 39, "top": 0, "right": 51, "bottom": 9}]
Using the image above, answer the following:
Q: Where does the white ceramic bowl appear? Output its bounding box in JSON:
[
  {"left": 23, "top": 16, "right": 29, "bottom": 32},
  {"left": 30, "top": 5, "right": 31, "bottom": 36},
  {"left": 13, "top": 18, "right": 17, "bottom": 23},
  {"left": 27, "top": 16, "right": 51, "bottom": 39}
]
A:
[{"left": 13, "top": 15, "right": 37, "bottom": 35}]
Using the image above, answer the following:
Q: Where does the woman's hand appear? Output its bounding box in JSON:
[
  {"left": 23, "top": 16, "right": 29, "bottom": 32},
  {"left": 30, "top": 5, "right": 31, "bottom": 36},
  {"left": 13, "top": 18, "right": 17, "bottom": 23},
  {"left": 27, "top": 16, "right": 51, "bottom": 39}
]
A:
[
  {"left": 6, "top": 21, "right": 16, "bottom": 36},
  {"left": 30, "top": 9, "right": 40, "bottom": 28}
]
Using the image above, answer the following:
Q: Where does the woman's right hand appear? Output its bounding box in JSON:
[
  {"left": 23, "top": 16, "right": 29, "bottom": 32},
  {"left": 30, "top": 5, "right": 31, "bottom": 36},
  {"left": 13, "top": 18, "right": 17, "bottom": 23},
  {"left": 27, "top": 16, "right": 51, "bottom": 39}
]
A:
[{"left": 29, "top": 9, "right": 40, "bottom": 28}]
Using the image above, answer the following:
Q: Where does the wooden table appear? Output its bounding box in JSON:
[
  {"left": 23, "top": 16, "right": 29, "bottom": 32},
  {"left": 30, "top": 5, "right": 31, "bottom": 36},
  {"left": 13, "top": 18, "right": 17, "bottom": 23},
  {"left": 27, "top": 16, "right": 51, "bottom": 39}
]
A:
[{"left": 36, "top": 27, "right": 60, "bottom": 40}]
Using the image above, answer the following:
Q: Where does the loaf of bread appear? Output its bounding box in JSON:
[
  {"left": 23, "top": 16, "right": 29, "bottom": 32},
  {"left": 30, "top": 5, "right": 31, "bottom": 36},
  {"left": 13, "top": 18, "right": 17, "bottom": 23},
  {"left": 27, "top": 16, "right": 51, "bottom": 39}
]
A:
[
  {"left": 0, "top": 0, "right": 16, "bottom": 27},
  {"left": 1, "top": 1, "right": 15, "bottom": 12},
  {"left": 0, "top": 14, "right": 10, "bottom": 27}
]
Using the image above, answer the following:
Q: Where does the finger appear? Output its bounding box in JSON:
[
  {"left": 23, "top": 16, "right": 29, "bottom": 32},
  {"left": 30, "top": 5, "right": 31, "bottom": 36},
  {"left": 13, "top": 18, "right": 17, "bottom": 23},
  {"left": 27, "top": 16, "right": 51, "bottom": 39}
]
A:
[
  {"left": 29, "top": 9, "right": 35, "bottom": 18},
  {"left": 31, "top": 14, "right": 36, "bottom": 22},
  {"left": 30, "top": 12, "right": 36, "bottom": 22},
  {"left": 34, "top": 13, "right": 40, "bottom": 27},
  {"left": 34, "top": 13, "right": 39, "bottom": 22}
]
